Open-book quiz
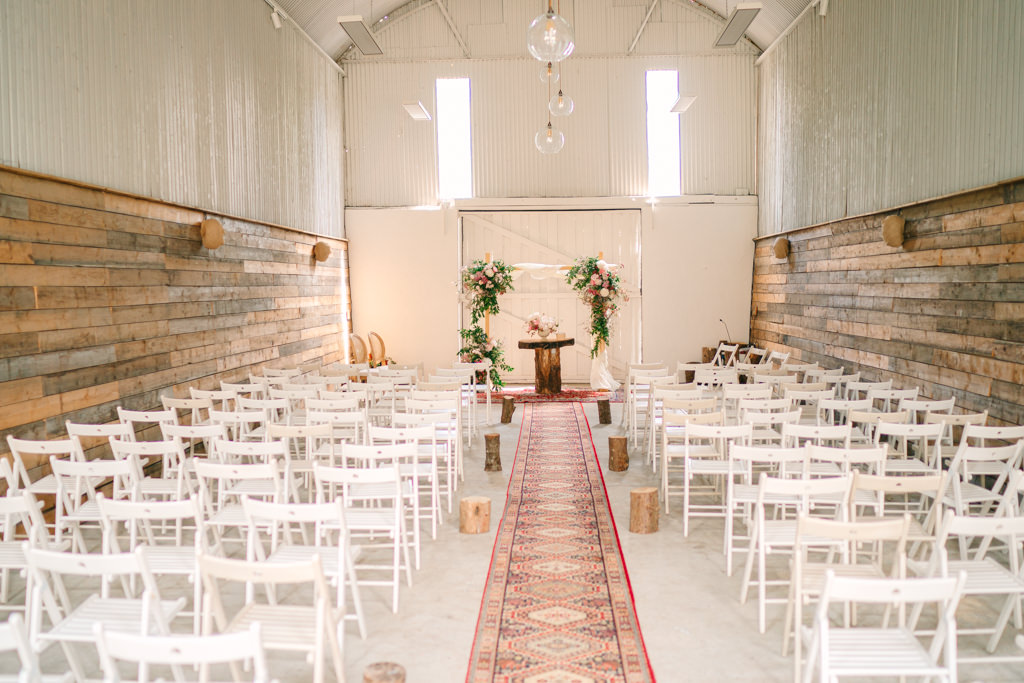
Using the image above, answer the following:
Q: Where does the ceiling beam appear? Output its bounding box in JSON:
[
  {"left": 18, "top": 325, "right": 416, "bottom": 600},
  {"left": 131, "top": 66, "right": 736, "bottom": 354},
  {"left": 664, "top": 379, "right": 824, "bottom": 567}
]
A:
[
  {"left": 434, "top": 0, "right": 470, "bottom": 58},
  {"left": 628, "top": 0, "right": 660, "bottom": 54},
  {"left": 754, "top": 0, "right": 820, "bottom": 66}
]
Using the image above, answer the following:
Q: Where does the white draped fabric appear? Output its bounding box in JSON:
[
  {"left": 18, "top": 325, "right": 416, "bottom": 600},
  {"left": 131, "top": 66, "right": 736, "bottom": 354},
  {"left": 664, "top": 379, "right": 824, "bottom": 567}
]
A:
[{"left": 509, "top": 261, "right": 621, "bottom": 391}]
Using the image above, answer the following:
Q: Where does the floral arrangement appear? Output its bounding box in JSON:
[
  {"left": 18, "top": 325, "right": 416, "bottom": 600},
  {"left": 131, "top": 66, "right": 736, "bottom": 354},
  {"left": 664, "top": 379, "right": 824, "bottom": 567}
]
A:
[
  {"left": 457, "top": 325, "right": 513, "bottom": 388},
  {"left": 565, "top": 256, "right": 628, "bottom": 357},
  {"left": 460, "top": 259, "right": 515, "bottom": 325},
  {"left": 525, "top": 312, "right": 559, "bottom": 338}
]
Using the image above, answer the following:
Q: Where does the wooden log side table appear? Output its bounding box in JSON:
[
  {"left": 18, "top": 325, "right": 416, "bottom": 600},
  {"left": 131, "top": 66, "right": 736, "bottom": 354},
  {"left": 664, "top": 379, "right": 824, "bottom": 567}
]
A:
[{"left": 517, "top": 336, "right": 575, "bottom": 394}]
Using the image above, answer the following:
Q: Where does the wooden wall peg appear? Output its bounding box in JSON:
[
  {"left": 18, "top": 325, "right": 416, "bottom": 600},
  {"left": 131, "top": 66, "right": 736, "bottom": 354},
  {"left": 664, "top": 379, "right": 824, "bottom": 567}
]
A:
[
  {"left": 500, "top": 396, "right": 516, "bottom": 423},
  {"left": 484, "top": 433, "right": 501, "bottom": 471},
  {"left": 608, "top": 435, "right": 628, "bottom": 471},
  {"left": 200, "top": 218, "right": 224, "bottom": 250},
  {"left": 459, "top": 496, "right": 491, "bottom": 534},
  {"left": 629, "top": 487, "right": 659, "bottom": 534}
]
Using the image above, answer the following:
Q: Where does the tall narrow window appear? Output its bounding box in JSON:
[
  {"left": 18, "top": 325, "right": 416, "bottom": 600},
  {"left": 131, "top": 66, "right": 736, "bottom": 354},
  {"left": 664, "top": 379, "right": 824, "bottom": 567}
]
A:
[
  {"left": 436, "top": 78, "right": 472, "bottom": 200},
  {"left": 645, "top": 70, "right": 681, "bottom": 197}
]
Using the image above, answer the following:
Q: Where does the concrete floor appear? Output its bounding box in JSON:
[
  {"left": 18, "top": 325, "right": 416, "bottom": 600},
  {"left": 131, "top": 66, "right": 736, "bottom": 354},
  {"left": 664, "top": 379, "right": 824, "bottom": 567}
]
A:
[{"left": 7, "top": 397, "right": 1024, "bottom": 681}]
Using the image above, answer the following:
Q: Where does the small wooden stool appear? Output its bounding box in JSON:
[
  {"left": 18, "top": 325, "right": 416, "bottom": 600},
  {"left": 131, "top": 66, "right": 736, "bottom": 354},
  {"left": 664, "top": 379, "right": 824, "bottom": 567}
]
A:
[
  {"left": 597, "top": 398, "right": 612, "bottom": 424},
  {"left": 629, "top": 487, "right": 659, "bottom": 534},
  {"left": 484, "top": 433, "right": 501, "bottom": 471},
  {"left": 500, "top": 396, "right": 516, "bottom": 423},
  {"left": 460, "top": 496, "right": 491, "bottom": 534},
  {"left": 608, "top": 435, "right": 628, "bottom": 472},
  {"left": 364, "top": 662, "right": 406, "bottom": 683}
]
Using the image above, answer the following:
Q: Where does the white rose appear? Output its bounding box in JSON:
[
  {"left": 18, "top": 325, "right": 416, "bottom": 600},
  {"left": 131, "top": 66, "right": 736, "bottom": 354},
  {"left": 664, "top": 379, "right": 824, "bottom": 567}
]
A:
[
  {"left": 600, "top": 288, "right": 609, "bottom": 297},
  {"left": 484, "top": 267, "right": 495, "bottom": 277}
]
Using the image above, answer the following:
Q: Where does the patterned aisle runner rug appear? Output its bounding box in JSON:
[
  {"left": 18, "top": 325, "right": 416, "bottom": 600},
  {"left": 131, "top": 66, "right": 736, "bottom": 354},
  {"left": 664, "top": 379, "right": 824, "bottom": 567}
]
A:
[{"left": 467, "top": 402, "right": 655, "bottom": 683}]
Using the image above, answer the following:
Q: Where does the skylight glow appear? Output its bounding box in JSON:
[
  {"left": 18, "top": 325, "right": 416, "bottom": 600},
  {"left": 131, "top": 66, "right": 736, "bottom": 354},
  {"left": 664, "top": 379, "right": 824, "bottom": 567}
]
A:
[
  {"left": 645, "top": 70, "right": 681, "bottom": 197},
  {"left": 436, "top": 78, "right": 472, "bottom": 200}
]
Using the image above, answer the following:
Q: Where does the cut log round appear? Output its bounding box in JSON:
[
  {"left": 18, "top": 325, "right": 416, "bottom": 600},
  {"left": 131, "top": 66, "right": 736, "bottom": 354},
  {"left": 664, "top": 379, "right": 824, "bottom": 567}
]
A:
[
  {"left": 597, "top": 399, "right": 612, "bottom": 424},
  {"left": 363, "top": 662, "right": 406, "bottom": 683},
  {"left": 608, "top": 435, "right": 628, "bottom": 472},
  {"left": 500, "top": 396, "right": 516, "bottom": 423},
  {"left": 460, "top": 496, "right": 491, "bottom": 534},
  {"left": 629, "top": 487, "right": 659, "bottom": 534},
  {"left": 484, "top": 433, "right": 501, "bottom": 472}
]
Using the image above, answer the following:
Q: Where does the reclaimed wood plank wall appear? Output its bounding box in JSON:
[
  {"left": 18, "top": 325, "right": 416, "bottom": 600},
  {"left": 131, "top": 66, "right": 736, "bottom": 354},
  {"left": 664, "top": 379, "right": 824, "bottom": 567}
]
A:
[
  {"left": 0, "top": 166, "right": 350, "bottom": 476},
  {"left": 751, "top": 178, "right": 1024, "bottom": 426}
]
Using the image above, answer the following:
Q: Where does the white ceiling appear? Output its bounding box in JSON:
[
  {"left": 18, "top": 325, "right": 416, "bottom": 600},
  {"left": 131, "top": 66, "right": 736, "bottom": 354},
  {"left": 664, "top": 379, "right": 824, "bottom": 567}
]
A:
[{"left": 268, "top": 0, "right": 815, "bottom": 62}]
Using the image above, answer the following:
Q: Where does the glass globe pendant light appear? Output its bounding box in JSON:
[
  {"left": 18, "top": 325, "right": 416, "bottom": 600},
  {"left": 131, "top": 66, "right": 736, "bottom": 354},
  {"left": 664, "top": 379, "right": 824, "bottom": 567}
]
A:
[
  {"left": 539, "top": 61, "right": 559, "bottom": 84},
  {"left": 535, "top": 121, "right": 565, "bottom": 154},
  {"left": 549, "top": 89, "right": 574, "bottom": 116},
  {"left": 526, "top": 1, "right": 575, "bottom": 63}
]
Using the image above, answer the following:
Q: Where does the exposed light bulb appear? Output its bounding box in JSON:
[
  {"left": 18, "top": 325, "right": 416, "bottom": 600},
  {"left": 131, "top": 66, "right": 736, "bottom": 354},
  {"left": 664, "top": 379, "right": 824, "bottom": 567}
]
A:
[
  {"left": 526, "top": 8, "right": 574, "bottom": 62},
  {"left": 548, "top": 89, "right": 574, "bottom": 117},
  {"left": 539, "top": 61, "right": 559, "bottom": 84},
  {"left": 535, "top": 121, "right": 565, "bottom": 154}
]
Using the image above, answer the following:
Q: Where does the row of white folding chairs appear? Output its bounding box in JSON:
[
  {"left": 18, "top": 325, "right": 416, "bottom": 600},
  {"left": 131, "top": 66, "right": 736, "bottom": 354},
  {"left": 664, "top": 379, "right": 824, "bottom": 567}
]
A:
[{"left": 5, "top": 493, "right": 364, "bottom": 682}]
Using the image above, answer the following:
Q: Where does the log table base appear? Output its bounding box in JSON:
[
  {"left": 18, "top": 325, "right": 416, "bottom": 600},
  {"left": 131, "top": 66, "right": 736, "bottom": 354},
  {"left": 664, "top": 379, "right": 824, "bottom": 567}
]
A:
[
  {"left": 484, "top": 433, "right": 502, "bottom": 471},
  {"left": 629, "top": 487, "right": 659, "bottom": 534},
  {"left": 364, "top": 662, "right": 406, "bottom": 683},
  {"left": 608, "top": 435, "right": 628, "bottom": 471},
  {"left": 517, "top": 336, "right": 575, "bottom": 395},
  {"left": 460, "top": 496, "right": 491, "bottom": 533}
]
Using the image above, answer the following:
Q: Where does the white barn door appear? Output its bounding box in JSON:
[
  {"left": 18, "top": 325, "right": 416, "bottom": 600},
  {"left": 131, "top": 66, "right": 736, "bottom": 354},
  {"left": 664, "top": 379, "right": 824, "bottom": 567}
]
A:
[{"left": 461, "top": 209, "right": 641, "bottom": 384}]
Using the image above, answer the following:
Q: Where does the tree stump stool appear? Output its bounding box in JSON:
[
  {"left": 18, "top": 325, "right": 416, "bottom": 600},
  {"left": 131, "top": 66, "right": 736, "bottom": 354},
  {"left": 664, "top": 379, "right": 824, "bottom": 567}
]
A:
[
  {"left": 460, "top": 496, "right": 491, "bottom": 534},
  {"left": 500, "top": 396, "right": 516, "bottom": 423},
  {"left": 597, "top": 398, "right": 612, "bottom": 424},
  {"left": 629, "top": 487, "right": 659, "bottom": 534},
  {"left": 364, "top": 662, "right": 406, "bottom": 683},
  {"left": 608, "top": 435, "right": 628, "bottom": 472},
  {"left": 484, "top": 433, "right": 501, "bottom": 471}
]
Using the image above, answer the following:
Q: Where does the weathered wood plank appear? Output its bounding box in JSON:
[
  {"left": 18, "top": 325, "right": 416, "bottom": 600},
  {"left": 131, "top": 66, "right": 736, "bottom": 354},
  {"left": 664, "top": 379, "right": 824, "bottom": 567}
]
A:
[{"left": 751, "top": 178, "right": 1024, "bottom": 425}]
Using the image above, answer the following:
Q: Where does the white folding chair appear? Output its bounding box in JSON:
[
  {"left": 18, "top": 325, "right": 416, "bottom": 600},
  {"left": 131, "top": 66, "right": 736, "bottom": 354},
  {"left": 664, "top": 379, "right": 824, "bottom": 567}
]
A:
[
  {"left": 198, "top": 552, "right": 342, "bottom": 683},
  {"left": 97, "top": 495, "right": 203, "bottom": 635},
  {"left": 242, "top": 496, "right": 366, "bottom": 640},
  {"left": 94, "top": 621, "right": 270, "bottom": 683},
  {"left": 0, "top": 491, "right": 53, "bottom": 612},
  {"left": 784, "top": 514, "right": 911, "bottom": 681},
  {"left": 682, "top": 422, "right": 752, "bottom": 536},
  {"left": 312, "top": 463, "right": 411, "bottom": 613},
  {"left": 0, "top": 613, "right": 72, "bottom": 683},
  {"left": 919, "top": 511, "right": 1024, "bottom": 665},
  {"left": 50, "top": 456, "right": 137, "bottom": 553},
  {"left": 739, "top": 473, "right": 853, "bottom": 633},
  {"left": 802, "top": 571, "right": 964, "bottom": 683},
  {"left": 116, "top": 408, "right": 178, "bottom": 441},
  {"left": 25, "top": 546, "right": 184, "bottom": 683}
]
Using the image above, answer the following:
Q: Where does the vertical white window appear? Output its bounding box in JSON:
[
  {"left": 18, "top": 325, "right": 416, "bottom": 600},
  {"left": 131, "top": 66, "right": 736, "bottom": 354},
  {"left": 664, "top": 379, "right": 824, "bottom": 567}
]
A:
[
  {"left": 645, "top": 70, "right": 681, "bottom": 197},
  {"left": 436, "top": 77, "right": 472, "bottom": 200}
]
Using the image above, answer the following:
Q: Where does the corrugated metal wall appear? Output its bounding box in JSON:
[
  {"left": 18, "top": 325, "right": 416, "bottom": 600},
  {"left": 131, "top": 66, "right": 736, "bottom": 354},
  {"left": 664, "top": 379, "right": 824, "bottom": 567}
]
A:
[
  {"left": 343, "top": 0, "right": 757, "bottom": 206},
  {"left": 0, "top": 0, "right": 345, "bottom": 237},
  {"left": 757, "top": 0, "right": 1024, "bottom": 236}
]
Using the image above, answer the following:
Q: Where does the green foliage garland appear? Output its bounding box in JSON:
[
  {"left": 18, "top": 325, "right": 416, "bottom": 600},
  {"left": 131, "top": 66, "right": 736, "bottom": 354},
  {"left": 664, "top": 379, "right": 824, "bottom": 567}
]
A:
[
  {"left": 565, "top": 256, "right": 628, "bottom": 357},
  {"left": 458, "top": 259, "right": 515, "bottom": 387},
  {"left": 460, "top": 259, "right": 515, "bottom": 325},
  {"left": 457, "top": 325, "right": 513, "bottom": 388}
]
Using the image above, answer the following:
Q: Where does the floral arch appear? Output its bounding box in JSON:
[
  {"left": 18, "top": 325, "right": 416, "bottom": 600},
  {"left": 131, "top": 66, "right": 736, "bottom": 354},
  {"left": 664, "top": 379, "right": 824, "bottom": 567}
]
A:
[{"left": 458, "top": 255, "right": 627, "bottom": 390}]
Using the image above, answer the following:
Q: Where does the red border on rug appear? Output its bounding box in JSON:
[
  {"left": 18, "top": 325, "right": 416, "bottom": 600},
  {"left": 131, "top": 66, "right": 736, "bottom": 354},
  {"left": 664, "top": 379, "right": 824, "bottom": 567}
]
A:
[
  {"left": 577, "top": 403, "right": 657, "bottom": 680},
  {"left": 465, "top": 401, "right": 655, "bottom": 682}
]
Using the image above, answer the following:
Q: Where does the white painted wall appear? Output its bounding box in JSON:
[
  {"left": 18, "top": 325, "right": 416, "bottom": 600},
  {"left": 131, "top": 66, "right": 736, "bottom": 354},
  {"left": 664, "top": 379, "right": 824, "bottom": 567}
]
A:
[
  {"left": 642, "top": 200, "right": 758, "bottom": 372},
  {"left": 345, "top": 207, "right": 459, "bottom": 378},
  {"left": 347, "top": 199, "right": 757, "bottom": 382}
]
